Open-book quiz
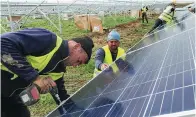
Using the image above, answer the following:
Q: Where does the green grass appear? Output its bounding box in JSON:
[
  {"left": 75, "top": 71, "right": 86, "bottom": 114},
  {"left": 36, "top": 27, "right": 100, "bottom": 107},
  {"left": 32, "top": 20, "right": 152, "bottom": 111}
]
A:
[
  {"left": 21, "top": 18, "right": 89, "bottom": 39},
  {"left": 102, "top": 15, "right": 136, "bottom": 28},
  {"left": 0, "top": 18, "right": 11, "bottom": 33},
  {"left": 1, "top": 15, "right": 136, "bottom": 37},
  {"left": 1, "top": 15, "right": 156, "bottom": 116}
]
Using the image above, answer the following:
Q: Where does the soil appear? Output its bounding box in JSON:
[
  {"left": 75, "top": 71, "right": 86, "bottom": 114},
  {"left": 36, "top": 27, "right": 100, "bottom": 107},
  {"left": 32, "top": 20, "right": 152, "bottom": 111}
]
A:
[{"left": 88, "top": 18, "right": 149, "bottom": 50}]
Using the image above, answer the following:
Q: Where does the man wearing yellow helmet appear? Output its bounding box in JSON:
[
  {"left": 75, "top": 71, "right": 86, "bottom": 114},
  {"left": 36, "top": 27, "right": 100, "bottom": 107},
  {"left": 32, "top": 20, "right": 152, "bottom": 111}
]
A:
[{"left": 148, "top": 3, "right": 176, "bottom": 33}]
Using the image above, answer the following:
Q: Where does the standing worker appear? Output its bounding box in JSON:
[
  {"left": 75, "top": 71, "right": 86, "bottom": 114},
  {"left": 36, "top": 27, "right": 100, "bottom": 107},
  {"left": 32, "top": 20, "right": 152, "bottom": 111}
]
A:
[
  {"left": 141, "top": 5, "right": 149, "bottom": 23},
  {"left": 1, "top": 28, "right": 94, "bottom": 117},
  {"left": 94, "top": 30, "right": 126, "bottom": 77},
  {"left": 148, "top": 3, "right": 176, "bottom": 34}
]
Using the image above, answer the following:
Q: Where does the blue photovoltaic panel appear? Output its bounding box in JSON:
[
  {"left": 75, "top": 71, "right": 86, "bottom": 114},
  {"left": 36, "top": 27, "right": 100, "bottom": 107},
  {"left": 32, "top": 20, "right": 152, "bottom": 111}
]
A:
[{"left": 47, "top": 11, "right": 195, "bottom": 117}]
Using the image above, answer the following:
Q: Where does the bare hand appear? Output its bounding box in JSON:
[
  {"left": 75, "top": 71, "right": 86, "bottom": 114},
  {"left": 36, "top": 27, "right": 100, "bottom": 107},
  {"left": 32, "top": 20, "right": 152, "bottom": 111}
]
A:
[
  {"left": 101, "top": 63, "right": 109, "bottom": 71},
  {"left": 33, "top": 76, "right": 56, "bottom": 94}
]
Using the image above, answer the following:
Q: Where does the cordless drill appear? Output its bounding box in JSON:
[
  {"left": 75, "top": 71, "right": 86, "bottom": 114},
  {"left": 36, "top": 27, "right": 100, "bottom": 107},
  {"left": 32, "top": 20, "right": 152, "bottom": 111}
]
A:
[
  {"left": 19, "top": 83, "right": 61, "bottom": 106},
  {"left": 49, "top": 86, "right": 62, "bottom": 104}
]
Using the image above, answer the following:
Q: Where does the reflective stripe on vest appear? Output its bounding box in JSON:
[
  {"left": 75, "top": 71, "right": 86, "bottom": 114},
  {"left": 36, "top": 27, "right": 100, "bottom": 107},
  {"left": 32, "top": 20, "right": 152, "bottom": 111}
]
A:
[
  {"left": 160, "top": 12, "right": 174, "bottom": 23},
  {"left": 159, "top": 6, "right": 175, "bottom": 24},
  {"left": 93, "top": 45, "right": 125, "bottom": 77},
  {"left": 1, "top": 36, "right": 64, "bottom": 81}
]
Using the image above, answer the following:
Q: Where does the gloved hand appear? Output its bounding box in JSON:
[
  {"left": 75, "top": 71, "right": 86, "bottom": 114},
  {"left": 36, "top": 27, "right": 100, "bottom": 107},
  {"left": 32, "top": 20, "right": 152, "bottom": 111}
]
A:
[
  {"left": 33, "top": 76, "right": 56, "bottom": 94},
  {"left": 100, "top": 63, "right": 109, "bottom": 71}
]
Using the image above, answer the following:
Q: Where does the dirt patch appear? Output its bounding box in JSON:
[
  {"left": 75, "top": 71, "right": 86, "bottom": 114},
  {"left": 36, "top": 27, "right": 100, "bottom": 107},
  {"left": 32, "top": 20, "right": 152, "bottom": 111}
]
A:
[
  {"left": 88, "top": 19, "right": 141, "bottom": 36},
  {"left": 115, "top": 20, "right": 141, "bottom": 28},
  {"left": 88, "top": 18, "right": 143, "bottom": 49}
]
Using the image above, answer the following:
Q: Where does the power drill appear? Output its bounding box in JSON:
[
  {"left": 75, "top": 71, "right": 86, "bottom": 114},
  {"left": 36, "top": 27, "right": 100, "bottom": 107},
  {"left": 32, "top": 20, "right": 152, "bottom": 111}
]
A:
[
  {"left": 19, "top": 83, "right": 61, "bottom": 106},
  {"left": 49, "top": 86, "right": 61, "bottom": 104}
]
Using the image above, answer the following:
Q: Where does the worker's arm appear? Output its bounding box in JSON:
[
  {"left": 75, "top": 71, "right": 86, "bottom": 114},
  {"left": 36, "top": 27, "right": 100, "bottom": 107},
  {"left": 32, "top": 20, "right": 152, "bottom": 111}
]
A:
[
  {"left": 171, "top": 7, "right": 175, "bottom": 12},
  {"left": 1, "top": 28, "right": 57, "bottom": 82},
  {"left": 95, "top": 48, "right": 105, "bottom": 70},
  {"left": 170, "top": 7, "right": 176, "bottom": 18}
]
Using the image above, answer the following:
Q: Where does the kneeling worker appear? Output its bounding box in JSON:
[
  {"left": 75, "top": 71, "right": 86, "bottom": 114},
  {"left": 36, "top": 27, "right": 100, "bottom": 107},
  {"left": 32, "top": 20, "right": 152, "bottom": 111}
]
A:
[{"left": 94, "top": 30, "right": 126, "bottom": 77}]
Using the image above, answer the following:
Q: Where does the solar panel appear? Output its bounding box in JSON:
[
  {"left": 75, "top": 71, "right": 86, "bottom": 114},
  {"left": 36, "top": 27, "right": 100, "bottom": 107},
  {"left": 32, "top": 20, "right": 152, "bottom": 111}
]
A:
[{"left": 46, "top": 11, "right": 196, "bottom": 117}]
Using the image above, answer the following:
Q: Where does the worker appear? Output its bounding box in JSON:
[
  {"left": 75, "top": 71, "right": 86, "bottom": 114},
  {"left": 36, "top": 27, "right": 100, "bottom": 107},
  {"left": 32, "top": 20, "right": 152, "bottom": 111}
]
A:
[
  {"left": 148, "top": 3, "right": 176, "bottom": 34},
  {"left": 1, "top": 28, "right": 94, "bottom": 117},
  {"left": 94, "top": 30, "right": 129, "bottom": 77},
  {"left": 141, "top": 5, "right": 149, "bottom": 23}
]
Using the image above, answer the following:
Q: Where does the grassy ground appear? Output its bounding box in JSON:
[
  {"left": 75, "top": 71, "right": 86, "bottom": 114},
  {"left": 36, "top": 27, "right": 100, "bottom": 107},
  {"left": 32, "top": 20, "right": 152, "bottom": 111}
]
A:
[{"left": 1, "top": 15, "right": 156, "bottom": 116}]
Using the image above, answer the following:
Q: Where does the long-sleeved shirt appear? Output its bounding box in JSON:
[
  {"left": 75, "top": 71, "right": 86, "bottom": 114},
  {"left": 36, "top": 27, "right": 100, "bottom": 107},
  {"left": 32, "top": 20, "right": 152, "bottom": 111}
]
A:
[
  {"left": 1, "top": 28, "right": 71, "bottom": 102},
  {"left": 95, "top": 47, "right": 135, "bottom": 75},
  {"left": 1, "top": 28, "right": 69, "bottom": 82},
  {"left": 95, "top": 48, "right": 118, "bottom": 70},
  {"left": 159, "top": 5, "right": 176, "bottom": 21}
]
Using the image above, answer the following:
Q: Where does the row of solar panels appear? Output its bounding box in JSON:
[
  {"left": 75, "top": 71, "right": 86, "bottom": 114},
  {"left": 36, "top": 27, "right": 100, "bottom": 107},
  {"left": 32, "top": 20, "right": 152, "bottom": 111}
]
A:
[
  {"left": 0, "top": 1, "right": 167, "bottom": 16},
  {"left": 46, "top": 4, "right": 196, "bottom": 117}
]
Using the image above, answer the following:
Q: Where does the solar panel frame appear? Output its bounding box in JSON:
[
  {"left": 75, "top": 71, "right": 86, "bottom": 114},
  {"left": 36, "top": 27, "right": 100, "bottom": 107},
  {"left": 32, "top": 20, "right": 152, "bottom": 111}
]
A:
[{"left": 46, "top": 10, "right": 196, "bottom": 117}]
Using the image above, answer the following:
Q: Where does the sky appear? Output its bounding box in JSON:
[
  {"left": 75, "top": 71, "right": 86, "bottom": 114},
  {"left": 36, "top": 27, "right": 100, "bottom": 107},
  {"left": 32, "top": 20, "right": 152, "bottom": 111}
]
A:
[{"left": 1, "top": 0, "right": 195, "bottom": 3}]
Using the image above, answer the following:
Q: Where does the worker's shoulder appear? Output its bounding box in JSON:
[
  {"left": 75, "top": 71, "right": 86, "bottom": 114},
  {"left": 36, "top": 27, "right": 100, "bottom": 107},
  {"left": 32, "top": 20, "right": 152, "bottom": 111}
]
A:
[
  {"left": 19, "top": 28, "right": 54, "bottom": 34},
  {"left": 97, "top": 47, "right": 104, "bottom": 52},
  {"left": 1, "top": 28, "right": 55, "bottom": 38},
  {"left": 96, "top": 48, "right": 105, "bottom": 54},
  {"left": 1, "top": 28, "right": 57, "bottom": 47}
]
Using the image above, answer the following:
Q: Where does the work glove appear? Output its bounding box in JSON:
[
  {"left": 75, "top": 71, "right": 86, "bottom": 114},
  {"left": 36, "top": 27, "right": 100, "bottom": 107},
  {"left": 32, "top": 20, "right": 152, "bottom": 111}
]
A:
[
  {"left": 100, "top": 63, "right": 109, "bottom": 71},
  {"left": 33, "top": 76, "right": 56, "bottom": 94}
]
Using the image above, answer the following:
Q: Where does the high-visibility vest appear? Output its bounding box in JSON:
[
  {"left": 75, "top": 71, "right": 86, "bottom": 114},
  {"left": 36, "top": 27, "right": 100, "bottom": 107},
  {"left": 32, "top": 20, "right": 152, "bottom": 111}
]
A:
[
  {"left": 142, "top": 7, "right": 147, "bottom": 13},
  {"left": 159, "top": 6, "right": 175, "bottom": 24},
  {"left": 1, "top": 36, "right": 64, "bottom": 81},
  {"left": 93, "top": 45, "right": 125, "bottom": 77}
]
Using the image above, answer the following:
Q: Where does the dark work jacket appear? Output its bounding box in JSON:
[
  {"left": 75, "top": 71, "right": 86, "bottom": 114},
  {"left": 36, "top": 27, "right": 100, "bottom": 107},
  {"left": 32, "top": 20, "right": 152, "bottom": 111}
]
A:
[{"left": 1, "top": 28, "right": 70, "bottom": 104}]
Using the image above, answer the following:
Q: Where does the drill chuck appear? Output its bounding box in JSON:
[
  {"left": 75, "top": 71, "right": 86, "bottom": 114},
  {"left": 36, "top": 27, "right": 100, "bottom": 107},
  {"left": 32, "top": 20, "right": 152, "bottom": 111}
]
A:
[{"left": 54, "top": 94, "right": 61, "bottom": 103}]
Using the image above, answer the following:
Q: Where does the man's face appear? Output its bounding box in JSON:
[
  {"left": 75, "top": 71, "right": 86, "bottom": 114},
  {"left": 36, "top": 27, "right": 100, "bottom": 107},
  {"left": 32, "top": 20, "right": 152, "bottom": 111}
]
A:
[
  {"left": 107, "top": 40, "right": 120, "bottom": 51},
  {"left": 66, "top": 44, "right": 88, "bottom": 67}
]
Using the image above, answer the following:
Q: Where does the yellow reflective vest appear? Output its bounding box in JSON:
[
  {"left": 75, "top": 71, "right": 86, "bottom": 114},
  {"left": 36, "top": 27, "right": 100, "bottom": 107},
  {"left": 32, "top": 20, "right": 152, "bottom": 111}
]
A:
[
  {"left": 93, "top": 45, "right": 125, "bottom": 77},
  {"left": 142, "top": 7, "right": 147, "bottom": 13},
  {"left": 1, "top": 36, "right": 64, "bottom": 81},
  {"left": 159, "top": 6, "right": 175, "bottom": 24}
]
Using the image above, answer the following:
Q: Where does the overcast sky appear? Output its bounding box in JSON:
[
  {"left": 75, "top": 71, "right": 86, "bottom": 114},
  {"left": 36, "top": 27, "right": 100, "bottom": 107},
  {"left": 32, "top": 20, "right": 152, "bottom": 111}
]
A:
[{"left": 1, "top": 0, "right": 195, "bottom": 3}]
